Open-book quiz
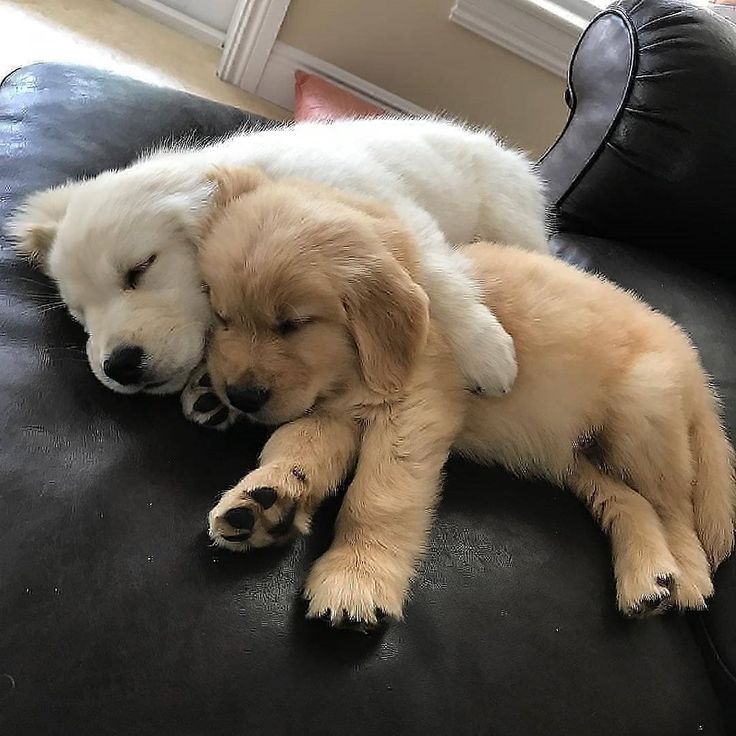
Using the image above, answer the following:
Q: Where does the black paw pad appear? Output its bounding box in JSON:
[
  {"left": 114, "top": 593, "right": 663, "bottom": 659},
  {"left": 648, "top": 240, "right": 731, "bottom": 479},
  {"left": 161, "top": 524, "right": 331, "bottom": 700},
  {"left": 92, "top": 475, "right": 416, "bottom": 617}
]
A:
[
  {"left": 375, "top": 608, "right": 391, "bottom": 625},
  {"left": 193, "top": 392, "right": 222, "bottom": 413},
  {"left": 203, "top": 407, "right": 230, "bottom": 427},
  {"left": 197, "top": 372, "right": 213, "bottom": 388},
  {"left": 269, "top": 502, "right": 297, "bottom": 536},
  {"left": 249, "top": 487, "right": 277, "bottom": 509},
  {"left": 223, "top": 507, "right": 255, "bottom": 532},
  {"left": 628, "top": 589, "right": 672, "bottom": 618}
]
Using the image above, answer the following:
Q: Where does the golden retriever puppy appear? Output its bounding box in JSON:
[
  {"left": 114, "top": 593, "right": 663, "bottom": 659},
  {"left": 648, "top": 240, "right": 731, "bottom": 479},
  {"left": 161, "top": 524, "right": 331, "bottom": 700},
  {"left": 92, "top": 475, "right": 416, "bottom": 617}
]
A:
[{"left": 200, "top": 166, "right": 735, "bottom": 628}]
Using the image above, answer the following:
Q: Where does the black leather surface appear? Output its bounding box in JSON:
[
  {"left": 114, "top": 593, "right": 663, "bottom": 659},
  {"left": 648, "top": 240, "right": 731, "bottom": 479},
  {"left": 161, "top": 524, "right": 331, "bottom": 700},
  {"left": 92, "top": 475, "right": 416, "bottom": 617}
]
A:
[
  {"left": 552, "top": 233, "right": 736, "bottom": 732},
  {"left": 540, "top": 12, "right": 634, "bottom": 218},
  {"left": 0, "top": 61, "right": 732, "bottom": 736},
  {"left": 540, "top": 0, "right": 736, "bottom": 276}
]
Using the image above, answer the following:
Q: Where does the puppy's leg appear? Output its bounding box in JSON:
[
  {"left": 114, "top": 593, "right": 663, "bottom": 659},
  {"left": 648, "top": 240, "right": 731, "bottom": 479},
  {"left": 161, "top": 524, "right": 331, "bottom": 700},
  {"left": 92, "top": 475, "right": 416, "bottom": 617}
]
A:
[
  {"left": 208, "top": 414, "right": 359, "bottom": 550},
  {"left": 658, "top": 504, "right": 713, "bottom": 611},
  {"left": 611, "top": 411, "right": 713, "bottom": 611},
  {"left": 303, "top": 390, "right": 460, "bottom": 629},
  {"left": 688, "top": 399, "right": 736, "bottom": 569},
  {"left": 181, "top": 363, "right": 240, "bottom": 430},
  {"left": 568, "top": 457, "right": 679, "bottom": 617},
  {"left": 604, "top": 358, "right": 716, "bottom": 610},
  {"left": 402, "top": 204, "right": 517, "bottom": 395}
]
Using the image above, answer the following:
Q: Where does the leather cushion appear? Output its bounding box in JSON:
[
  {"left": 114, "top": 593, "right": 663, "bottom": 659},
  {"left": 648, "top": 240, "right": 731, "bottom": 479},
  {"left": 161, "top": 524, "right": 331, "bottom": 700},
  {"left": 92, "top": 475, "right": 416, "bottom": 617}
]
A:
[
  {"left": 540, "top": 0, "right": 736, "bottom": 276},
  {"left": 0, "top": 63, "right": 727, "bottom": 735},
  {"left": 553, "top": 230, "right": 736, "bottom": 730}
]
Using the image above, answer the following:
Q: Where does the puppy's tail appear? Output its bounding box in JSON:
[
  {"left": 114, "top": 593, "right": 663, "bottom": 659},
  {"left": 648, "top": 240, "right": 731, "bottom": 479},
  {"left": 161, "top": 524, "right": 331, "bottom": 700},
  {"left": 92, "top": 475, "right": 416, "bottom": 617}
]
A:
[{"left": 689, "top": 387, "right": 736, "bottom": 569}]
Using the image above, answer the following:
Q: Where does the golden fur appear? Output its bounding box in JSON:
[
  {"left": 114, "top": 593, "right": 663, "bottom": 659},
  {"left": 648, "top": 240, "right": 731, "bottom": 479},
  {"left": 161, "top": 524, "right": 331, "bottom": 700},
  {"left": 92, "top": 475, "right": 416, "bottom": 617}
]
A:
[{"left": 201, "top": 166, "right": 736, "bottom": 626}]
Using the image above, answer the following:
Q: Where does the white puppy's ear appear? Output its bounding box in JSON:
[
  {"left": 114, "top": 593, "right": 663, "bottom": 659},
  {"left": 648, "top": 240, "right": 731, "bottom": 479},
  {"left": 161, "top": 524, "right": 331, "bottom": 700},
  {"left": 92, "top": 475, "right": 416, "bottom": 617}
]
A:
[{"left": 5, "top": 182, "right": 80, "bottom": 271}]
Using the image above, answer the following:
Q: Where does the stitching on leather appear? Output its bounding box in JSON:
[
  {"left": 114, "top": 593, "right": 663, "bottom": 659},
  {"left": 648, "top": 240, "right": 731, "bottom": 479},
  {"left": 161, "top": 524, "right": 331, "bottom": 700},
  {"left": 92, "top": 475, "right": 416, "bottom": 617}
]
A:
[
  {"left": 628, "top": 0, "right": 647, "bottom": 18},
  {"left": 603, "top": 139, "right": 659, "bottom": 179},
  {"left": 623, "top": 104, "right": 691, "bottom": 134},
  {"left": 0, "top": 65, "right": 23, "bottom": 90},
  {"left": 638, "top": 9, "right": 692, "bottom": 33}
]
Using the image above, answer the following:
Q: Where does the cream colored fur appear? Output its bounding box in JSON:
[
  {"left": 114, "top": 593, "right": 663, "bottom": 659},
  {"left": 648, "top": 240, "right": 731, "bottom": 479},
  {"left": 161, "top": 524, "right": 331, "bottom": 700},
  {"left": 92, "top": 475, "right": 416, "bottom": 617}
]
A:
[
  {"left": 7, "top": 117, "right": 548, "bottom": 401},
  {"left": 200, "top": 169, "right": 735, "bottom": 626}
]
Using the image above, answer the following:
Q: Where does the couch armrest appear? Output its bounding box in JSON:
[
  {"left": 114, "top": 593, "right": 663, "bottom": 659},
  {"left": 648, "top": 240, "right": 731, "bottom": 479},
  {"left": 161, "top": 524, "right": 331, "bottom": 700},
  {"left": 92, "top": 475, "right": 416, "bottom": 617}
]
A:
[{"left": 539, "top": 0, "right": 736, "bottom": 275}]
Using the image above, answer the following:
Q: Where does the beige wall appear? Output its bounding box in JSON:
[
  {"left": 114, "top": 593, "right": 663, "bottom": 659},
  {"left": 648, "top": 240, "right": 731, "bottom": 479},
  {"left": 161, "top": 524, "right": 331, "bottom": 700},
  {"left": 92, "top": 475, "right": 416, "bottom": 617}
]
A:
[{"left": 278, "top": 0, "right": 569, "bottom": 157}]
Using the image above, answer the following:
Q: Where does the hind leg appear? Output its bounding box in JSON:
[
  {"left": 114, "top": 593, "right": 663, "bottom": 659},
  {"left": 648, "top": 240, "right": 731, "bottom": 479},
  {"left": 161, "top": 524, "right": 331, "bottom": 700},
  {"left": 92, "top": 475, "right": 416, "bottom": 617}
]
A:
[
  {"left": 658, "top": 505, "right": 713, "bottom": 610},
  {"left": 568, "top": 457, "right": 679, "bottom": 617},
  {"left": 625, "top": 429, "right": 713, "bottom": 610},
  {"left": 607, "top": 402, "right": 713, "bottom": 611}
]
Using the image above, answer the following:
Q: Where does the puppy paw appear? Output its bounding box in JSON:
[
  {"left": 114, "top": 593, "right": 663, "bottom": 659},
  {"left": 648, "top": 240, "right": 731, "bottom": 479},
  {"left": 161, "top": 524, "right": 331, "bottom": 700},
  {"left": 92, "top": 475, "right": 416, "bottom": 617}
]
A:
[
  {"left": 303, "top": 548, "right": 405, "bottom": 631},
  {"left": 181, "top": 364, "right": 239, "bottom": 430},
  {"left": 456, "top": 307, "right": 517, "bottom": 396},
  {"left": 208, "top": 477, "right": 311, "bottom": 550},
  {"left": 618, "top": 572, "right": 676, "bottom": 618},
  {"left": 670, "top": 569, "right": 713, "bottom": 612}
]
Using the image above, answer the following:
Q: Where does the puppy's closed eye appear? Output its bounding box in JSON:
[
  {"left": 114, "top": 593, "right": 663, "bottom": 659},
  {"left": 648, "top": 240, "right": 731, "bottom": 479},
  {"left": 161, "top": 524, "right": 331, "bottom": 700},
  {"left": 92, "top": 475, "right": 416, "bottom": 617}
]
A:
[
  {"left": 124, "top": 254, "right": 157, "bottom": 290},
  {"left": 275, "top": 317, "right": 312, "bottom": 336}
]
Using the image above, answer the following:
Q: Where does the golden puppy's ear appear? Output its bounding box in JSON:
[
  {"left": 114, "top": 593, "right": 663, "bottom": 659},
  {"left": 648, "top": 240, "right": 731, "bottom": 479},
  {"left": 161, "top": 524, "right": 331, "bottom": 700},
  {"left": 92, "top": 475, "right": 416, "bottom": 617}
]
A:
[
  {"left": 207, "top": 165, "right": 268, "bottom": 210},
  {"left": 343, "top": 252, "right": 430, "bottom": 395},
  {"left": 5, "top": 181, "right": 80, "bottom": 272}
]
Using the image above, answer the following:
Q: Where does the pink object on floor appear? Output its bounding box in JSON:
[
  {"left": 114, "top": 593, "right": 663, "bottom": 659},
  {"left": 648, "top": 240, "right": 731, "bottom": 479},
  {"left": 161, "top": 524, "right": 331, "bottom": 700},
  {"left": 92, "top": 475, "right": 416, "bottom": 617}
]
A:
[{"left": 294, "top": 70, "right": 385, "bottom": 121}]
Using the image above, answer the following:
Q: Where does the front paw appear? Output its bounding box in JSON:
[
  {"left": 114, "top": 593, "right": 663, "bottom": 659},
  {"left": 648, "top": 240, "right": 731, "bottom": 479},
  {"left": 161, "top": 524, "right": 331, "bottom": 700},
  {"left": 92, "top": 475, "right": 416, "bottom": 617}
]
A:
[
  {"left": 208, "top": 478, "right": 310, "bottom": 550},
  {"left": 617, "top": 571, "right": 677, "bottom": 618},
  {"left": 181, "top": 363, "right": 239, "bottom": 430},
  {"left": 303, "top": 548, "right": 405, "bottom": 631},
  {"left": 458, "top": 308, "right": 517, "bottom": 396}
]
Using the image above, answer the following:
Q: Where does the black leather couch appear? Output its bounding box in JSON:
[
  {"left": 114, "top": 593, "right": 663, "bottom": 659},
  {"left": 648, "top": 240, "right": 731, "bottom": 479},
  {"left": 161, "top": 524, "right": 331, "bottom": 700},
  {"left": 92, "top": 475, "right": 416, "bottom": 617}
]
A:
[{"left": 1, "top": 1, "right": 734, "bottom": 734}]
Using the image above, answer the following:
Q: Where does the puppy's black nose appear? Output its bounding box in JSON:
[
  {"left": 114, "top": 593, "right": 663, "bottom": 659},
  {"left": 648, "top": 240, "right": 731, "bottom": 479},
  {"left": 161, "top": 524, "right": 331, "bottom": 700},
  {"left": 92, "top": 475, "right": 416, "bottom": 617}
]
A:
[
  {"left": 225, "top": 383, "right": 270, "bottom": 413},
  {"left": 103, "top": 345, "right": 144, "bottom": 386}
]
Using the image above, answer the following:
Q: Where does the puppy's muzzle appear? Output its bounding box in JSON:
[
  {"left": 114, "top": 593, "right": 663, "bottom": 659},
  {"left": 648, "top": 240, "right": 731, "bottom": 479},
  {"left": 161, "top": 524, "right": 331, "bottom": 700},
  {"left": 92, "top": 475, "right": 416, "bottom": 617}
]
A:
[
  {"left": 225, "top": 383, "right": 270, "bottom": 413},
  {"left": 103, "top": 344, "right": 144, "bottom": 386}
]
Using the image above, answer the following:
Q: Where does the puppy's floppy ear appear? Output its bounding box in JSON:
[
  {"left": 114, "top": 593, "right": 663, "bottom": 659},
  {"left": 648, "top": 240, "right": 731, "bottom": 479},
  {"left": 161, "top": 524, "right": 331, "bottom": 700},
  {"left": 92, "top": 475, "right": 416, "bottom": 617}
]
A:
[
  {"left": 343, "top": 251, "right": 430, "bottom": 395},
  {"left": 5, "top": 181, "right": 81, "bottom": 272},
  {"left": 207, "top": 165, "right": 268, "bottom": 210}
]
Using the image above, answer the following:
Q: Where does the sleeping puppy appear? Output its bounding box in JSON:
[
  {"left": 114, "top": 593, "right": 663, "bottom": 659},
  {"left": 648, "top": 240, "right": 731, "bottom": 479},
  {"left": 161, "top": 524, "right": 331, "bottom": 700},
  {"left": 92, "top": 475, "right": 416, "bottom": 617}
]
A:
[
  {"left": 8, "top": 117, "right": 549, "bottom": 425},
  {"left": 201, "top": 166, "right": 735, "bottom": 628}
]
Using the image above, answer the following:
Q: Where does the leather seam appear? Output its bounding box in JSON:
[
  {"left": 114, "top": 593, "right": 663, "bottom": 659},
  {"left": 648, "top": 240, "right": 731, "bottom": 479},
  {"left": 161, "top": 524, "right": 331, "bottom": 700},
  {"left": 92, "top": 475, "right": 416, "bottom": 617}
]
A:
[
  {"left": 540, "top": 7, "right": 639, "bottom": 212},
  {"left": 0, "top": 65, "right": 23, "bottom": 90}
]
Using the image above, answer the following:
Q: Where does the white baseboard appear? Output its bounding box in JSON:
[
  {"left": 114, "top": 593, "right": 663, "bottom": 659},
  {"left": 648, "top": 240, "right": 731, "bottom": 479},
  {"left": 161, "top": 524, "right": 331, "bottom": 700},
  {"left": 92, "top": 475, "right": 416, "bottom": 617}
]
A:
[
  {"left": 711, "top": 4, "right": 736, "bottom": 21},
  {"left": 450, "top": 0, "right": 587, "bottom": 78},
  {"left": 255, "top": 41, "right": 429, "bottom": 117},
  {"left": 115, "top": 0, "right": 226, "bottom": 48}
]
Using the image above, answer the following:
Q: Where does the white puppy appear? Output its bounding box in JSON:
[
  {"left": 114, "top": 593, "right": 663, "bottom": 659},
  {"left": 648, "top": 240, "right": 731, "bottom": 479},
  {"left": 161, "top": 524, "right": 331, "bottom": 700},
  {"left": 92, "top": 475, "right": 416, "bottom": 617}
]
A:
[{"left": 7, "top": 117, "right": 547, "bottom": 424}]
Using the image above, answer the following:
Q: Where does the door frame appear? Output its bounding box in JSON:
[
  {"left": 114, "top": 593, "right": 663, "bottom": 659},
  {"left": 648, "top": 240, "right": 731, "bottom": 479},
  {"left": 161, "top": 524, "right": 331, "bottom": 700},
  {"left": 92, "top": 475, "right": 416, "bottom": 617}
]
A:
[{"left": 218, "top": 0, "right": 292, "bottom": 92}]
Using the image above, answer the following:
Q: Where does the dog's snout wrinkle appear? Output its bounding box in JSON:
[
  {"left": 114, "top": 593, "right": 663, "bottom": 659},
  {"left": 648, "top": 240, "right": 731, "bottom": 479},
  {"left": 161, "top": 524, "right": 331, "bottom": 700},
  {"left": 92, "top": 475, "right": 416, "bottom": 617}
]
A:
[
  {"left": 225, "top": 383, "right": 270, "bottom": 413},
  {"left": 103, "top": 345, "right": 144, "bottom": 386}
]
